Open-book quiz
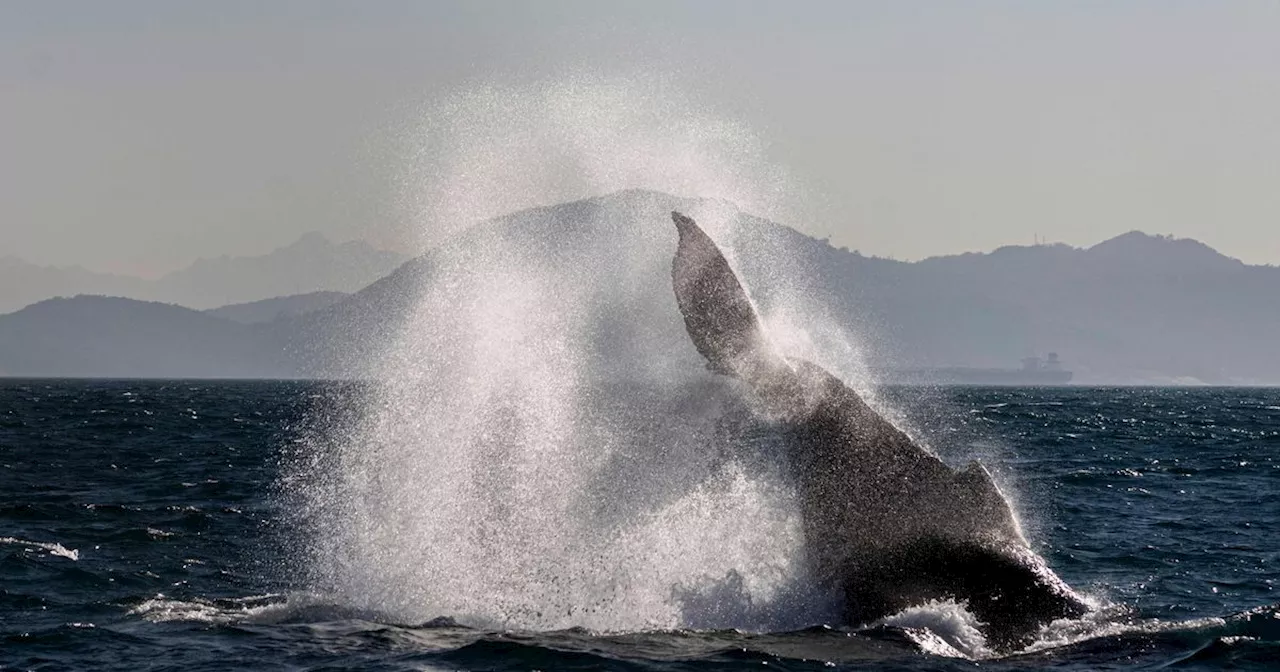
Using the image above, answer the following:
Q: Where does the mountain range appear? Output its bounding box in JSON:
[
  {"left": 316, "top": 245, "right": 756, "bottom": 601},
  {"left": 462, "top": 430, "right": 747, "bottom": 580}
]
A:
[
  {"left": 203, "top": 292, "right": 349, "bottom": 324},
  {"left": 2, "top": 190, "right": 1276, "bottom": 384},
  {"left": 0, "top": 233, "right": 406, "bottom": 313}
]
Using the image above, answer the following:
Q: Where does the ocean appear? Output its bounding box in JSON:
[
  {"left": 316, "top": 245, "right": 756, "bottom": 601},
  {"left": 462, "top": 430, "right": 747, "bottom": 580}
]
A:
[{"left": 1, "top": 379, "right": 1276, "bottom": 670}]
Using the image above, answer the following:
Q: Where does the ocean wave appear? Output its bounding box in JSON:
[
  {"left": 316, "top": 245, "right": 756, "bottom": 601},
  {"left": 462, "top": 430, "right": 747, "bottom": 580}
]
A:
[
  {"left": 128, "top": 593, "right": 289, "bottom": 624},
  {"left": 109, "top": 588, "right": 1280, "bottom": 671},
  {"left": 0, "top": 536, "right": 80, "bottom": 561},
  {"left": 873, "top": 599, "right": 991, "bottom": 658}
]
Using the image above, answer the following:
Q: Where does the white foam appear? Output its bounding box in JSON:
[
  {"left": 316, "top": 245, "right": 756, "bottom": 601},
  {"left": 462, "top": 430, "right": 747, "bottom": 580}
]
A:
[
  {"left": 129, "top": 594, "right": 288, "bottom": 624},
  {"left": 1024, "top": 604, "right": 1228, "bottom": 655},
  {"left": 873, "top": 595, "right": 1243, "bottom": 661},
  {"left": 1, "top": 536, "right": 80, "bottom": 561},
  {"left": 875, "top": 599, "right": 993, "bottom": 659}
]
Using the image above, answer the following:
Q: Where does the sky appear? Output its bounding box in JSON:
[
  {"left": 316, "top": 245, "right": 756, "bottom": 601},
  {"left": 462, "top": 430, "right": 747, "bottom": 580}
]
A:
[{"left": 3, "top": 1, "right": 1279, "bottom": 276}]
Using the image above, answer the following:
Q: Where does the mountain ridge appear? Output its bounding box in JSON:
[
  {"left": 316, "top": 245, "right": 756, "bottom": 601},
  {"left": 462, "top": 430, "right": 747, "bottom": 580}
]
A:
[
  {"left": 2, "top": 190, "right": 1276, "bottom": 384},
  {"left": 0, "top": 295, "right": 291, "bottom": 379},
  {"left": 203, "top": 291, "right": 349, "bottom": 324},
  {"left": 0, "top": 233, "right": 408, "bottom": 314}
]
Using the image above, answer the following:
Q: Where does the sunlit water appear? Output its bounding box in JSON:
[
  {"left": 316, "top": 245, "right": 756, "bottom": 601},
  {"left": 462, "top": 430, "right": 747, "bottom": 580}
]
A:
[{"left": 2, "top": 380, "right": 1276, "bottom": 670}]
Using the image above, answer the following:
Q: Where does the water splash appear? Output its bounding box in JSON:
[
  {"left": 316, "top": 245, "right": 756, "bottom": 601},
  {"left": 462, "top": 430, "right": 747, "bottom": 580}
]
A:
[
  {"left": 876, "top": 600, "right": 993, "bottom": 659},
  {"left": 390, "top": 75, "right": 803, "bottom": 254},
  {"left": 292, "top": 80, "right": 841, "bottom": 632}
]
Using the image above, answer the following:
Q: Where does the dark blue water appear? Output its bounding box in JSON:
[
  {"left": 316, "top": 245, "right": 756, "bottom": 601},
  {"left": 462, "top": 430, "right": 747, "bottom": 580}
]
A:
[{"left": 1, "top": 380, "right": 1276, "bottom": 670}]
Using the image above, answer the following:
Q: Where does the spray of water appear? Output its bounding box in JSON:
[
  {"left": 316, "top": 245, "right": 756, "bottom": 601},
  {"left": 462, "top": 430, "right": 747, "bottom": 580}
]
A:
[
  {"left": 392, "top": 76, "right": 802, "bottom": 253},
  {"left": 281, "top": 76, "right": 1079, "bottom": 651},
  {"left": 290, "top": 78, "right": 866, "bottom": 632}
]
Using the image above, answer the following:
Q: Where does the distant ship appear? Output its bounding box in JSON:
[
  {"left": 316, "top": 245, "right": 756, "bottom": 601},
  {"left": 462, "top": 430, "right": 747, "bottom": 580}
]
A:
[{"left": 878, "top": 353, "right": 1074, "bottom": 386}]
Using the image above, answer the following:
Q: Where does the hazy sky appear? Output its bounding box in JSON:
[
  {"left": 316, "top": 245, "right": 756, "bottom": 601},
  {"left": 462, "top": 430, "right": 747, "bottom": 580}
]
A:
[{"left": 4, "top": 1, "right": 1279, "bottom": 276}]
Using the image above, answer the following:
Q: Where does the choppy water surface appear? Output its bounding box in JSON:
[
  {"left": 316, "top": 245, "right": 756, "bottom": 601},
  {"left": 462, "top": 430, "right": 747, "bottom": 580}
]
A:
[{"left": 1, "top": 380, "right": 1276, "bottom": 670}]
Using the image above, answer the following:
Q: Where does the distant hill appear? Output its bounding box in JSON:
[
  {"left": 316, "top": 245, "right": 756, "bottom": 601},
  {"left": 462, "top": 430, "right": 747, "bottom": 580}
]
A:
[
  {"left": 148, "top": 233, "right": 406, "bottom": 309},
  {"left": 721, "top": 217, "right": 1280, "bottom": 384},
  {"left": 872, "top": 231, "right": 1277, "bottom": 383},
  {"left": 272, "top": 190, "right": 702, "bottom": 381},
  {"left": 0, "top": 234, "right": 407, "bottom": 314},
  {"left": 204, "top": 291, "right": 348, "bottom": 324},
  {"left": 0, "top": 256, "right": 150, "bottom": 317},
  {"left": 0, "top": 296, "right": 292, "bottom": 379},
  {"left": 2, "top": 191, "right": 1277, "bottom": 383},
  {"left": 274, "top": 190, "right": 1280, "bottom": 384}
]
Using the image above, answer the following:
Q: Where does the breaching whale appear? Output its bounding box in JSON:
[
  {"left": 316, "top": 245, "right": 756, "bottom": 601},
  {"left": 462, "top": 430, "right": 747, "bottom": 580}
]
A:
[{"left": 668, "top": 211, "right": 1087, "bottom": 651}]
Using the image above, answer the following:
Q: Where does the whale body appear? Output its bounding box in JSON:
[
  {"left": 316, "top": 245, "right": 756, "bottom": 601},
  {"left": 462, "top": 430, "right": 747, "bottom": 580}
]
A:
[{"left": 669, "top": 211, "right": 1087, "bottom": 650}]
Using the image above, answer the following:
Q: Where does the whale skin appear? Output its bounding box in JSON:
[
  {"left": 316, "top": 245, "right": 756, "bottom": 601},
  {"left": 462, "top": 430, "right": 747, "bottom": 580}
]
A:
[{"left": 669, "top": 210, "right": 1087, "bottom": 651}]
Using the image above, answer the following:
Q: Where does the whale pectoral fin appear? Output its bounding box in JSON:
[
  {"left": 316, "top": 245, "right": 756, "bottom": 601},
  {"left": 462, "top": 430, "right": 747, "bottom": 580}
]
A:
[{"left": 670, "top": 211, "right": 784, "bottom": 382}]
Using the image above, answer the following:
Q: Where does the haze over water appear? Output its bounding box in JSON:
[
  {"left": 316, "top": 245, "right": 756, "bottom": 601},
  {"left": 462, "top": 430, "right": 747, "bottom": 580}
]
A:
[{"left": 6, "top": 3, "right": 1280, "bottom": 271}]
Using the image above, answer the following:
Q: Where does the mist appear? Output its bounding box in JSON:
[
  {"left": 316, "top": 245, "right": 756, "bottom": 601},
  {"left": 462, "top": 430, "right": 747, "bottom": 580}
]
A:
[{"left": 4, "top": 2, "right": 1280, "bottom": 274}]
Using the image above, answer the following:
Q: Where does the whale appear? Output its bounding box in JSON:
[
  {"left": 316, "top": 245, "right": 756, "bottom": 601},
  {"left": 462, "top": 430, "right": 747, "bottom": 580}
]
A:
[{"left": 668, "top": 211, "right": 1088, "bottom": 651}]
